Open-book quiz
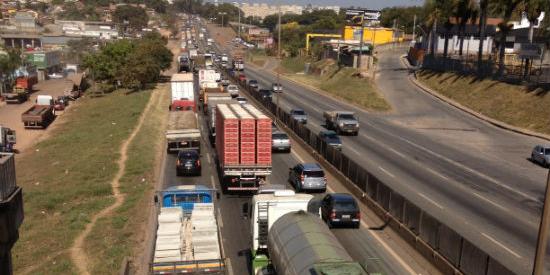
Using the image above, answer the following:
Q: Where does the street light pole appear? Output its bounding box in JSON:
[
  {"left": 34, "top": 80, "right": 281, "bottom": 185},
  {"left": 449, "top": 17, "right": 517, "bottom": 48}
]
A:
[
  {"left": 533, "top": 170, "right": 550, "bottom": 275},
  {"left": 276, "top": 4, "right": 282, "bottom": 122},
  {"left": 357, "top": 12, "right": 365, "bottom": 69}
]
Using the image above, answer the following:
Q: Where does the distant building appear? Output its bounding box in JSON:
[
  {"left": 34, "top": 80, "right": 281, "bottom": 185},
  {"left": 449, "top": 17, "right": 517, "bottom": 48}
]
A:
[{"left": 57, "top": 20, "right": 118, "bottom": 40}]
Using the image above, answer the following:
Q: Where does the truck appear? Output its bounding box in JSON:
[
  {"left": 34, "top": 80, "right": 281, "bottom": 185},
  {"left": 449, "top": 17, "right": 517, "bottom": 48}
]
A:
[
  {"left": 265, "top": 211, "right": 378, "bottom": 275},
  {"left": 323, "top": 111, "right": 360, "bottom": 136},
  {"left": 243, "top": 190, "right": 316, "bottom": 273},
  {"left": 178, "top": 55, "right": 192, "bottom": 73},
  {"left": 0, "top": 126, "right": 16, "bottom": 153},
  {"left": 205, "top": 97, "right": 233, "bottom": 142},
  {"left": 232, "top": 58, "right": 244, "bottom": 71},
  {"left": 204, "top": 54, "right": 214, "bottom": 69},
  {"left": 189, "top": 49, "right": 198, "bottom": 60},
  {"left": 166, "top": 111, "right": 200, "bottom": 154},
  {"left": 215, "top": 104, "right": 272, "bottom": 193},
  {"left": 4, "top": 66, "right": 38, "bottom": 104},
  {"left": 21, "top": 95, "right": 55, "bottom": 129},
  {"left": 151, "top": 185, "right": 225, "bottom": 274},
  {"left": 170, "top": 73, "right": 196, "bottom": 112}
]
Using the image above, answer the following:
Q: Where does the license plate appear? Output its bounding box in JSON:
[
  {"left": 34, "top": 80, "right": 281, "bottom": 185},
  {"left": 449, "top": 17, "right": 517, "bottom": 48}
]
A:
[
  {"left": 278, "top": 147, "right": 286, "bottom": 150},
  {"left": 342, "top": 215, "right": 351, "bottom": 219}
]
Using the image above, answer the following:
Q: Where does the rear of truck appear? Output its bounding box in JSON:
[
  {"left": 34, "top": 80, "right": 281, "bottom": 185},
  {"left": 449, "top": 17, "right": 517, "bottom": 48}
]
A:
[{"left": 166, "top": 111, "right": 201, "bottom": 154}]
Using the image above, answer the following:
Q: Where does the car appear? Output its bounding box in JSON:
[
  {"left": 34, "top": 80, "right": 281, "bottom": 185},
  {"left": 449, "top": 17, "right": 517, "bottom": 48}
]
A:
[
  {"left": 48, "top": 72, "right": 64, "bottom": 79},
  {"left": 238, "top": 74, "right": 246, "bottom": 83},
  {"left": 221, "top": 79, "right": 230, "bottom": 87},
  {"left": 290, "top": 108, "right": 307, "bottom": 124},
  {"left": 235, "top": 96, "right": 248, "bottom": 104},
  {"left": 321, "top": 193, "right": 360, "bottom": 228},
  {"left": 248, "top": 79, "right": 259, "bottom": 89},
  {"left": 288, "top": 163, "right": 327, "bottom": 193},
  {"left": 259, "top": 89, "right": 273, "bottom": 102},
  {"left": 54, "top": 96, "right": 69, "bottom": 111},
  {"left": 227, "top": 84, "right": 239, "bottom": 98},
  {"left": 531, "top": 145, "right": 550, "bottom": 167},
  {"left": 319, "top": 130, "right": 342, "bottom": 151},
  {"left": 272, "top": 131, "right": 291, "bottom": 153},
  {"left": 272, "top": 83, "right": 283, "bottom": 93},
  {"left": 176, "top": 150, "right": 201, "bottom": 176}
]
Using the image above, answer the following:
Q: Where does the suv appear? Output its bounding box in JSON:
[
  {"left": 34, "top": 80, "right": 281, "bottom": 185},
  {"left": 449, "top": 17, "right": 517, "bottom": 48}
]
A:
[
  {"left": 319, "top": 130, "right": 342, "bottom": 151},
  {"left": 321, "top": 193, "right": 360, "bottom": 228},
  {"left": 259, "top": 89, "right": 272, "bottom": 102},
  {"left": 176, "top": 150, "right": 201, "bottom": 176},
  {"left": 290, "top": 109, "right": 307, "bottom": 124},
  {"left": 288, "top": 163, "right": 327, "bottom": 192},
  {"left": 248, "top": 79, "right": 259, "bottom": 90},
  {"left": 272, "top": 83, "right": 283, "bottom": 93},
  {"left": 227, "top": 84, "right": 239, "bottom": 98},
  {"left": 272, "top": 131, "right": 291, "bottom": 152},
  {"left": 531, "top": 145, "right": 550, "bottom": 167}
]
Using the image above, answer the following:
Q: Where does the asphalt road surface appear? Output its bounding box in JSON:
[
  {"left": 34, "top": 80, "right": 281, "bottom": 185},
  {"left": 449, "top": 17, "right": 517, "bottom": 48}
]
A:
[{"left": 229, "top": 47, "right": 550, "bottom": 274}]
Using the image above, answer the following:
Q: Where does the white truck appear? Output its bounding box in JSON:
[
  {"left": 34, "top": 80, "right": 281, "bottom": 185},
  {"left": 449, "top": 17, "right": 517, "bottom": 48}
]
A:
[
  {"left": 204, "top": 53, "right": 213, "bottom": 69},
  {"left": 166, "top": 111, "right": 200, "bottom": 154},
  {"left": 323, "top": 111, "right": 360, "bottom": 136},
  {"left": 170, "top": 73, "right": 195, "bottom": 111},
  {"left": 243, "top": 189, "right": 316, "bottom": 273},
  {"left": 205, "top": 95, "right": 233, "bottom": 141},
  {"left": 151, "top": 185, "right": 225, "bottom": 274}
]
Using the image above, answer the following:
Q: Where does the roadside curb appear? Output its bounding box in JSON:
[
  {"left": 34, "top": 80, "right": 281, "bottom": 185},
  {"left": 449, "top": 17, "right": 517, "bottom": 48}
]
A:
[{"left": 400, "top": 56, "right": 550, "bottom": 142}]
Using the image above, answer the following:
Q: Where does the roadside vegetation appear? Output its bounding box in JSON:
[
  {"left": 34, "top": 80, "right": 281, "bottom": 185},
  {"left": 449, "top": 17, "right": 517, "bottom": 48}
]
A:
[
  {"left": 417, "top": 70, "right": 550, "bottom": 135},
  {"left": 280, "top": 59, "right": 391, "bottom": 112},
  {"left": 85, "top": 85, "right": 169, "bottom": 274},
  {"left": 12, "top": 90, "right": 151, "bottom": 274},
  {"left": 247, "top": 49, "right": 269, "bottom": 67}
]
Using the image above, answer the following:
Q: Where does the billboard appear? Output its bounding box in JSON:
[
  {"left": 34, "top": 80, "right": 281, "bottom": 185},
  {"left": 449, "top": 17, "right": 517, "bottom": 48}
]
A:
[{"left": 345, "top": 8, "right": 381, "bottom": 26}]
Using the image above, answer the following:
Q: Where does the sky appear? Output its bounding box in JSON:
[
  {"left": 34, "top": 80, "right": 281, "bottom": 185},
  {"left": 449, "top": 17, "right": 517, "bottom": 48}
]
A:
[{"left": 213, "top": 0, "right": 423, "bottom": 10}]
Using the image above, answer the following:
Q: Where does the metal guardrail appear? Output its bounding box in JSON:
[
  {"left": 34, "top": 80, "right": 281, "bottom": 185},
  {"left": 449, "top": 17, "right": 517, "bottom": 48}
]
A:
[{"left": 225, "top": 68, "right": 517, "bottom": 275}]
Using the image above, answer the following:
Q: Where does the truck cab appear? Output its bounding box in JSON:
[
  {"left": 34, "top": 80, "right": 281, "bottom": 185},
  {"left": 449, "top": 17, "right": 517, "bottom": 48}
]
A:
[{"left": 324, "top": 111, "right": 359, "bottom": 136}]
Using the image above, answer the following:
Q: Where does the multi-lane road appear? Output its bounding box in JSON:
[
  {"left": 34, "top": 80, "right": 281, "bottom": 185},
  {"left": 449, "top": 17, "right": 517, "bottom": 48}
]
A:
[{"left": 233, "top": 46, "right": 549, "bottom": 274}]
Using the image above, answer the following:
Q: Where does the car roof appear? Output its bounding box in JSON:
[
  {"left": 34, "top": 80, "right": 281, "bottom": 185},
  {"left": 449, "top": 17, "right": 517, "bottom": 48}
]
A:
[
  {"left": 300, "top": 163, "right": 322, "bottom": 171},
  {"left": 291, "top": 108, "right": 304, "bottom": 112},
  {"left": 272, "top": 131, "right": 288, "bottom": 136},
  {"left": 329, "top": 193, "right": 356, "bottom": 201},
  {"left": 178, "top": 150, "right": 199, "bottom": 156},
  {"left": 320, "top": 130, "right": 337, "bottom": 135}
]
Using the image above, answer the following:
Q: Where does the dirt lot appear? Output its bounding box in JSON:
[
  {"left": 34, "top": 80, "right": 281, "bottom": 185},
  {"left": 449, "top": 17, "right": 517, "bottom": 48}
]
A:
[{"left": 0, "top": 78, "right": 75, "bottom": 152}]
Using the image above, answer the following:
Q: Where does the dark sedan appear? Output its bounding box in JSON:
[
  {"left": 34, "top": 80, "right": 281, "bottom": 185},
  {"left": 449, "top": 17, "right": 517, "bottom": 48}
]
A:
[{"left": 176, "top": 150, "right": 201, "bottom": 176}]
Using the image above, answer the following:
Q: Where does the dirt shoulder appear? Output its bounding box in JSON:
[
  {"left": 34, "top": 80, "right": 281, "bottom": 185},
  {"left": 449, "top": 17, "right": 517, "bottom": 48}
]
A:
[{"left": 415, "top": 70, "right": 550, "bottom": 137}]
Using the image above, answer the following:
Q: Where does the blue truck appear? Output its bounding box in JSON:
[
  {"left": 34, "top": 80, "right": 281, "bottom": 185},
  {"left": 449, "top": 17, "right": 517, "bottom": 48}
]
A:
[{"left": 151, "top": 185, "right": 225, "bottom": 274}]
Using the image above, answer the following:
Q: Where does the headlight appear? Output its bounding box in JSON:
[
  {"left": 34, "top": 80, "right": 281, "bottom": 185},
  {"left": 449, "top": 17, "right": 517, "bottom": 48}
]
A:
[{"left": 339, "top": 122, "right": 344, "bottom": 127}]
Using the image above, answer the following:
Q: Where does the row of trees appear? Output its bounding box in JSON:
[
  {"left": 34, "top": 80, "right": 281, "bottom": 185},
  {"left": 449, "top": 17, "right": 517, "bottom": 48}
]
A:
[
  {"left": 83, "top": 32, "right": 173, "bottom": 90},
  {"left": 173, "top": 0, "right": 241, "bottom": 27}
]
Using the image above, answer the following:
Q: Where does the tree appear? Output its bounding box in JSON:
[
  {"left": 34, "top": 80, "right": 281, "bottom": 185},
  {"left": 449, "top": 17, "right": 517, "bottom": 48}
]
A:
[
  {"left": 137, "top": 32, "right": 173, "bottom": 71},
  {"left": 491, "top": 0, "right": 523, "bottom": 76},
  {"left": 519, "top": 0, "right": 549, "bottom": 78},
  {"left": 83, "top": 39, "right": 135, "bottom": 81},
  {"left": 453, "top": 0, "right": 479, "bottom": 56},
  {"left": 59, "top": 3, "right": 101, "bottom": 21},
  {"left": 66, "top": 38, "right": 98, "bottom": 64},
  {"left": 380, "top": 6, "right": 425, "bottom": 34},
  {"left": 145, "top": 0, "right": 168, "bottom": 13},
  {"left": 113, "top": 5, "right": 149, "bottom": 32},
  {"left": 477, "top": 0, "right": 488, "bottom": 73},
  {"left": 0, "top": 48, "right": 22, "bottom": 77}
]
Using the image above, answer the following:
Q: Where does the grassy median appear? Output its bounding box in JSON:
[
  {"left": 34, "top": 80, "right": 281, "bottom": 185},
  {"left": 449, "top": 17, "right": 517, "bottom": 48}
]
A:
[
  {"left": 417, "top": 70, "right": 550, "bottom": 135},
  {"left": 85, "top": 84, "right": 169, "bottom": 274},
  {"left": 12, "top": 89, "right": 151, "bottom": 274}
]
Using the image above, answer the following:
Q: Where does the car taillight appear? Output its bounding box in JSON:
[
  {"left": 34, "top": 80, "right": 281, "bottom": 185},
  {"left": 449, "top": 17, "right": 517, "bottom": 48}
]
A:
[
  {"left": 176, "top": 160, "right": 181, "bottom": 166},
  {"left": 300, "top": 174, "right": 305, "bottom": 182},
  {"left": 330, "top": 210, "right": 336, "bottom": 220},
  {"left": 196, "top": 160, "right": 201, "bottom": 166},
  {"left": 355, "top": 212, "right": 361, "bottom": 220}
]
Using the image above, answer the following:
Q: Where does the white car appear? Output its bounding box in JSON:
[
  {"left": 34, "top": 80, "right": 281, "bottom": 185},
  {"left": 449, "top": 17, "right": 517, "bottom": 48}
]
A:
[
  {"left": 227, "top": 85, "right": 239, "bottom": 98},
  {"left": 48, "top": 72, "right": 64, "bottom": 79},
  {"left": 235, "top": 96, "right": 248, "bottom": 104}
]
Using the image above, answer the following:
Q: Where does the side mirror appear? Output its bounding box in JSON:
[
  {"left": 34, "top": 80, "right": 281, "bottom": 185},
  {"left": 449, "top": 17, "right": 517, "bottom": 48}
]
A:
[
  {"left": 216, "top": 192, "right": 221, "bottom": 200},
  {"left": 241, "top": 202, "right": 249, "bottom": 219},
  {"left": 154, "top": 195, "right": 158, "bottom": 204}
]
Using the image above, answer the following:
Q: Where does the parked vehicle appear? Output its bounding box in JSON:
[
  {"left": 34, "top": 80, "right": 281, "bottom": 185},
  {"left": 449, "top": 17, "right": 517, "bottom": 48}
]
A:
[
  {"left": 248, "top": 79, "right": 259, "bottom": 90},
  {"left": 244, "top": 190, "right": 315, "bottom": 273},
  {"left": 226, "top": 84, "right": 239, "bottom": 98},
  {"left": 216, "top": 104, "right": 272, "bottom": 192},
  {"left": 531, "top": 145, "right": 550, "bottom": 167},
  {"left": 258, "top": 89, "right": 272, "bottom": 102},
  {"left": 176, "top": 150, "right": 201, "bottom": 176},
  {"left": 21, "top": 95, "right": 55, "bottom": 129},
  {"left": 53, "top": 96, "right": 69, "bottom": 111},
  {"left": 323, "top": 111, "right": 359, "bottom": 135},
  {"left": 235, "top": 97, "right": 247, "bottom": 104},
  {"left": 288, "top": 163, "right": 327, "bottom": 192},
  {"left": 0, "top": 126, "right": 16, "bottom": 153},
  {"left": 319, "top": 130, "right": 342, "bottom": 151},
  {"left": 151, "top": 185, "right": 224, "bottom": 274},
  {"left": 4, "top": 69, "right": 37, "bottom": 103},
  {"left": 320, "top": 193, "right": 361, "bottom": 228},
  {"left": 170, "top": 73, "right": 195, "bottom": 111},
  {"left": 166, "top": 111, "right": 200, "bottom": 154},
  {"left": 290, "top": 108, "right": 307, "bottom": 124},
  {"left": 266, "top": 211, "right": 368, "bottom": 275},
  {"left": 272, "top": 83, "right": 283, "bottom": 93},
  {"left": 272, "top": 131, "right": 291, "bottom": 153}
]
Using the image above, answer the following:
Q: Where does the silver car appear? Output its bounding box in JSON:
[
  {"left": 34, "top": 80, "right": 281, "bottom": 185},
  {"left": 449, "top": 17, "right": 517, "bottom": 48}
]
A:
[
  {"left": 531, "top": 145, "right": 550, "bottom": 167},
  {"left": 288, "top": 163, "right": 327, "bottom": 192},
  {"left": 227, "top": 84, "right": 239, "bottom": 98},
  {"left": 272, "top": 131, "right": 291, "bottom": 153},
  {"left": 290, "top": 108, "right": 307, "bottom": 124}
]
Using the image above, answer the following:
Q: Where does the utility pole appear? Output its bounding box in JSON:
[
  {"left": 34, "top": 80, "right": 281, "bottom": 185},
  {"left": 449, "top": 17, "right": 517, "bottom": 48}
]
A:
[
  {"left": 533, "top": 170, "right": 550, "bottom": 275},
  {"left": 219, "top": 12, "right": 226, "bottom": 27},
  {"left": 276, "top": 3, "right": 282, "bottom": 122},
  {"left": 357, "top": 11, "right": 365, "bottom": 69},
  {"left": 412, "top": 14, "right": 416, "bottom": 42}
]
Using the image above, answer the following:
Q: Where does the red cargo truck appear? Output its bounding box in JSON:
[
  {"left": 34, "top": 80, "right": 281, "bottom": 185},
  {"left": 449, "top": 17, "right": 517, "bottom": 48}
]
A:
[{"left": 215, "top": 104, "right": 272, "bottom": 193}]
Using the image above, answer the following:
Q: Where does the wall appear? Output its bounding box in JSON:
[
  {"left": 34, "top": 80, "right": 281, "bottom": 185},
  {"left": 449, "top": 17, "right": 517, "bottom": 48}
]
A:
[{"left": 343, "top": 26, "right": 400, "bottom": 45}]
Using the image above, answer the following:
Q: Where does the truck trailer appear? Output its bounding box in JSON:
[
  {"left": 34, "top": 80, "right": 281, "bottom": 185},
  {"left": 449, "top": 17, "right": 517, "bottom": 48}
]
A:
[
  {"left": 166, "top": 111, "right": 200, "bottom": 154},
  {"left": 21, "top": 95, "right": 55, "bottom": 129},
  {"left": 151, "top": 185, "right": 225, "bottom": 274},
  {"left": 215, "top": 104, "right": 272, "bottom": 192},
  {"left": 170, "top": 73, "right": 196, "bottom": 111}
]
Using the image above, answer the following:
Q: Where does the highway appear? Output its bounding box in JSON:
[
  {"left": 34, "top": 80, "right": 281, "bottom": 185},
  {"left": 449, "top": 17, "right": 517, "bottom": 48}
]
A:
[{"left": 233, "top": 47, "right": 550, "bottom": 274}]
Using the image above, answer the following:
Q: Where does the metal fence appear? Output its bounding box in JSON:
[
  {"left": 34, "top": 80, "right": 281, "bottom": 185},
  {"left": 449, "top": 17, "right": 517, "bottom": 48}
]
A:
[{"left": 225, "top": 68, "right": 517, "bottom": 275}]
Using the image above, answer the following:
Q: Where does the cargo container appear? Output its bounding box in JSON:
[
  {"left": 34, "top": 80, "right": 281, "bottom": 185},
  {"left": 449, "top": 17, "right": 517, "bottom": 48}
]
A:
[
  {"left": 243, "top": 104, "right": 272, "bottom": 165},
  {"left": 230, "top": 104, "right": 255, "bottom": 165},
  {"left": 202, "top": 89, "right": 227, "bottom": 112},
  {"left": 170, "top": 73, "right": 195, "bottom": 112},
  {"left": 215, "top": 104, "right": 272, "bottom": 193},
  {"left": 166, "top": 111, "right": 200, "bottom": 154},
  {"left": 21, "top": 95, "right": 55, "bottom": 129}
]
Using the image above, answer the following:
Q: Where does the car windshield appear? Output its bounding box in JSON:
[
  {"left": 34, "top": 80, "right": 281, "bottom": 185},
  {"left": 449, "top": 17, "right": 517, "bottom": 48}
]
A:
[
  {"left": 324, "top": 132, "right": 338, "bottom": 139},
  {"left": 335, "top": 200, "right": 357, "bottom": 211},
  {"left": 273, "top": 133, "right": 288, "bottom": 139},
  {"left": 545, "top": 148, "right": 550, "bottom": 155},
  {"left": 178, "top": 151, "right": 198, "bottom": 159},
  {"left": 304, "top": 170, "right": 324, "bottom": 177},
  {"left": 292, "top": 110, "right": 305, "bottom": 115},
  {"left": 339, "top": 114, "right": 355, "bottom": 120},
  {"left": 228, "top": 85, "right": 237, "bottom": 89},
  {"left": 250, "top": 80, "right": 257, "bottom": 84}
]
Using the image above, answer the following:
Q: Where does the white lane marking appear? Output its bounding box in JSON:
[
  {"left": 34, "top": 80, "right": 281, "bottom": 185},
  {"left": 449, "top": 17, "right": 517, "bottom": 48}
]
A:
[
  {"left": 481, "top": 233, "right": 522, "bottom": 259},
  {"left": 226, "top": 258, "right": 233, "bottom": 275},
  {"left": 291, "top": 149, "right": 306, "bottom": 163},
  {"left": 210, "top": 175, "right": 215, "bottom": 186},
  {"left": 417, "top": 193, "right": 444, "bottom": 209},
  {"left": 326, "top": 186, "right": 418, "bottom": 274},
  {"left": 378, "top": 166, "right": 396, "bottom": 178},
  {"left": 472, "top": 192, "right": 510, "bottom": 211},
  {"left": 207, "top": 153, "right": 212, "bottom": 164}
]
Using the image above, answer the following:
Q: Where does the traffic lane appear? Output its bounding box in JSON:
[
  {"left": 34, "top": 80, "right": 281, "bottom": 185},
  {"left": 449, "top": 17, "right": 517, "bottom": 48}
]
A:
[{"left": 243, "top": 67, "right": 540, "bottom": 274}]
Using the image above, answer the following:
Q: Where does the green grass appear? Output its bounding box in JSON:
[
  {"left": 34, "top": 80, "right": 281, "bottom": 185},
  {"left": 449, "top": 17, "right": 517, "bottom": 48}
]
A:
[
  {"left": 417, "top": 70, "right": 550, "bottom": 135},
  {"left": 283, "top": 59, "right": 391, "bottom": 112},
  {"left": 279, "top": 57, "right": 308, "bottom": 74},
  {"left": 12, "top": 89, "right": 151, "bottom": 274},
  {"left": 85, "top": 84, "right": 170, "bottom": 274}
]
